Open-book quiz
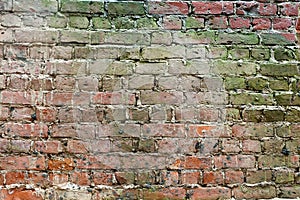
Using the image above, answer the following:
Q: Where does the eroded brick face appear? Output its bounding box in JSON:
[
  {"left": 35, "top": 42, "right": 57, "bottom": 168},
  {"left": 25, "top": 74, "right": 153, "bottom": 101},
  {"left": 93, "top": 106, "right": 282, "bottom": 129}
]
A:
[{"left": 0, "top": 0, "right": 299, "bottom": 199}]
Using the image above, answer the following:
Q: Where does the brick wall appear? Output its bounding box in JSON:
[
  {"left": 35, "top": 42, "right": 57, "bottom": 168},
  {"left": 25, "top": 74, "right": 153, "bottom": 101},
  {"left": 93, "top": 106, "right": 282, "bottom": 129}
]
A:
[{"left": 0, "top": 0, "right": 299, "bottom": 199}]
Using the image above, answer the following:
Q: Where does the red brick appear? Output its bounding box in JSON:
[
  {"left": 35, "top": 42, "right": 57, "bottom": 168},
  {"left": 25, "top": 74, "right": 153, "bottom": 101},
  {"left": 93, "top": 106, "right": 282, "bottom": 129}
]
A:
[
  {"left": 45, "top": 92, "right": 73, "bottom": 106},
  {"left": 252, "top": 18, "right": 271, "bottom": 30},
  {"left": 5, "top": 171, "right": 27, "bottom": 185},
  {"left": 161, "top": 171, "right": 179, "bottom": 186},
  {"left": 54, "top": 76, "right": 75, "bottom": 91},
  {"left": 34, "top": 141, "right": 62, "bottom": 154},
  {"left": 246, "top": 169, "right": 272, "bottom": 183},
  {"left": 93, "top": 172, "right": 114, "bottom": 186},
  {"left": 71, "top": 171, "right": 90, "bottom": 186},
  {"left": 214, "top": 155, "right": 255, "bottom": 169},
  {"left": 193, "top": 2, "right": 233, "bottom": 15},
  {"left": 188, "top": 187, "right": 231, "bottom": 200},
  {"left": 184, "top": 156, "right": 212, "bottom": 169},
  {"left": 0, "top": 156, "right": 46, "bottom": 170},
  {"left": 27, "top": 172, "right": 49, "bottom": 187},
  {"left": 203, "top": 171, "right": 224, "bottom": 185},
  {"left": 232, "top": 124, "right": 273, "bottom": 139},
  {"left": 149, "top": 2, "right": 189, "bottom": 14},
  {"left": 207, "top": 16, "right": 228, "bottom": 29},
  {"left": 242, "top": 140, "right": 261, "bottom": 153},
  {"left": 4, "top": 45, "right": 28, "bottom": 60},
  {"left": 48, "top": 158, "right": 74, "bottom": 171},
  {"left": 0, "top": 189, "right": 43, "bottom": 200},
  {"left": 0, "top": 138, "right": 9, "bottom": 152},
  {"left": 281, "top": 33, "right": 297, "bottom": 42},
  {"left": 1, "top": 91, "right": 34, "bottom": 105},
  {"left": 181, "top": 171, "right": 201, "bottom": 184},
  {"left": 199, "top": 108, "right": 220, "bottom": 122},
  {"left": 92, "top": 92, "right": 135, "bottom": 105},
  {"left": 229, "top": 17, "right": 251, "bottom": 29},
  {"left": 4, "top": 122, "right": 48, "bottom": 138},
  {"left": 143, "top": 124, "right": 185, "bottom": 137},
  {"left": 10, "top": 140, "right": 31, "bottom": 153},
  {"left": 280, "top": 3, "right": 299, "bottom": 16},
  {"left": 188, "top": 124, "right": 228, "bottom": 138},
  {"left": 236, "top": 2, "right": 259, "bottom": 15},
  {"left": 225, "top": 170, "right": 244, "bottom": 184},
  {"left": 258, "top": 3, "right": 277, "bottom": 15},
  {"left": 221, "top": 139, "right": 241, "bottom": 153},
  {"left": 51, "top": 124, "right": 77, "bottom": 138},
  {"left": 0, "top": 174, "right": 4, "bottom": 185},
  {"left": 0, "top": 106, "right": 9, "bottom": 121},
  {"left": 8, "top": 75, "right": 29, "bottom": 91},
  {"left": 36, "top": 107, "right": 57, "bottom": 122},
  {"left": 11, "top": 107, "right": 34, "bottom": 121},
  {"left": 76, "top": 155, "right": 112, "bottom": 170},
  {"left": 143, "top": 187, "right": 186, "bottom": 200},
  {"left": 273, "top": 18, "right": 293, "bottom": 30},
  {"left": 163, "top": 16, "right": 182, "bottom": 30},
  {"left": 67, "top": 140, "right": 88, "bottom": 154}
]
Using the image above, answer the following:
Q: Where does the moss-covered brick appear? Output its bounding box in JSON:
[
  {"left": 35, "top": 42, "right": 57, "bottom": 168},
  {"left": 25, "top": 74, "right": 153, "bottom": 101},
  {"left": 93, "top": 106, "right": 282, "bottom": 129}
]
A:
[
  {"left": 173, "top": 30, "right": 216, "bottom": 44},
  {"left": 136, "top": 17, "right": 158, "bottom": 29},
  {"left": 231, "top": 93, "right": 274, "bottom": 105},
  {"left": 275, "top": 171, "right": 295, "bottom": 184},
  {"left": 206, "top": 46, "right": 227, "bottom": 59},
  {"left": 247, "top": 77, "right": 268, "bottom": 91},
  {"left": 212, "top": 60, "right": 257, "bottom": 75},
  {"left": 251, "top": 48, "right": 270, "bottom": 60},
  {"left": 242, "top": 109, "right": 263, "bottom": 122},
  {"left": 225, "top": 77, "right": 246, "bottom": 90},
  {"left": 138, "top": 139, "right": 156, "bottom": 153},
  {"left": 92, "top": 17, "right": 111, "bottom": 29},
  {"left": 60, "top": 1, "right": 104, "bottom": 13},
  {"left": 286, "top": 109, "right": 300, "bottom": 122},
  {"left": 269, "top": 79, "right": 289, "bottom": 91},
  {"left": 260, "top": 63, "right": 299, "bottom": 77},
  {"left": 216, "top": 33, "right": 259, "bottom": 45},
  {"left": 185, "top": 17, "right": 205, "bottom": 29},
  {"left": 261, "top": 33, "right": 294, "bottom": 45},
  {"left": 69, "top": 16, "right": 89, "bottom": 29},
  {"left": 107, "top": 2, "right": 145, "bottom": 16},
  {"left": 275, "top": 93, "right": 300, "bottom": 106},
  {"left": 114, "top": 17, "right": 135, "bottom": 29},
  {"left": 263, "top": 110, "right": 285, "bottom": 122},
  {"left": 228, "top": 48, "right": 249, "bottom": 60},
  {"left": 274, "top": 47, "right": 295, "bottom": 61},
  {"left": 47, "top": 15, "right": 67, "bottom": 28},
  {"left": 226, "top": 108, "right": 241, "bottom": 121}
]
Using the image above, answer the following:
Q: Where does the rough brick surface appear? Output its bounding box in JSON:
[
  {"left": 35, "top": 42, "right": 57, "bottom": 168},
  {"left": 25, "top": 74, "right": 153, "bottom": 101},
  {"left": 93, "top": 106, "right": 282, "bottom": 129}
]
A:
[{"left": 0, "top": 0, "right": 299, "bottom": 199}]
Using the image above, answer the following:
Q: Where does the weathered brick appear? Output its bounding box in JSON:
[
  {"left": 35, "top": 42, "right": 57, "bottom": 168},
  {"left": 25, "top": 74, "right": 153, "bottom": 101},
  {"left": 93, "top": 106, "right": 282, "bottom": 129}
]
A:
[
  {"left": 69, "top": 16, "right": 89, "bottom": 29},
  {"left": 163, "top": 16, "right": 182, "bottom": 30},
  {"left": 149, "top": 2, "right": 189, "bottom": 14},
  {"left": 188, "top": 187, "right": 231, "bottom": 200},
  {"left": 173, "top": 30, "right": 216, "bottom": 44},
  {"left": 14, "top": 0, "right": 57, "bottom": 12},
  {"left": 61, "top": 0, "right": 104, "bottom": 13},
  {"left": 212, "top": 60, "right": 257, "bottom": 75},
  {"left": 216, "top": 33, "right": 259, "bottom": 45},
  {"left": 105, "top": 32, "right": 150, "bottom": 45},
  {"left": 233, "top": 185, "right": 276, "bottom": 199},
  {"left": 107, "top": 2, "right": 145, "bottom": 16},
  {"left": 15, "top": 30, "right": 58, "bottom": 43},
  {"left": 261, "top": 33, "right": 295, "bottom": 45},
  {"left": 142, "top": 46, "right": 185, "bottom": 60},
  {"left": 260, "top": 63, "right": 299, "bottom": 76}
]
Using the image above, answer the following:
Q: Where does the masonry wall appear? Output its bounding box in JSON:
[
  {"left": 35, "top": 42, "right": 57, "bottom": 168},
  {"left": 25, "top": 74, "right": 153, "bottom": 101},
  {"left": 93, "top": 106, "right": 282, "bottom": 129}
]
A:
[{"left": 0, "top": 0, "right": 299, "bottom": 199}]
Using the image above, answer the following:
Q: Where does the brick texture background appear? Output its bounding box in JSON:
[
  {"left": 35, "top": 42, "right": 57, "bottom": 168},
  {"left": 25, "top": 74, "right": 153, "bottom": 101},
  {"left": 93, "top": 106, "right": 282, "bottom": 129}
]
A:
[{"left": 0, "top": 0, "right": 300, "bottom": 199}]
